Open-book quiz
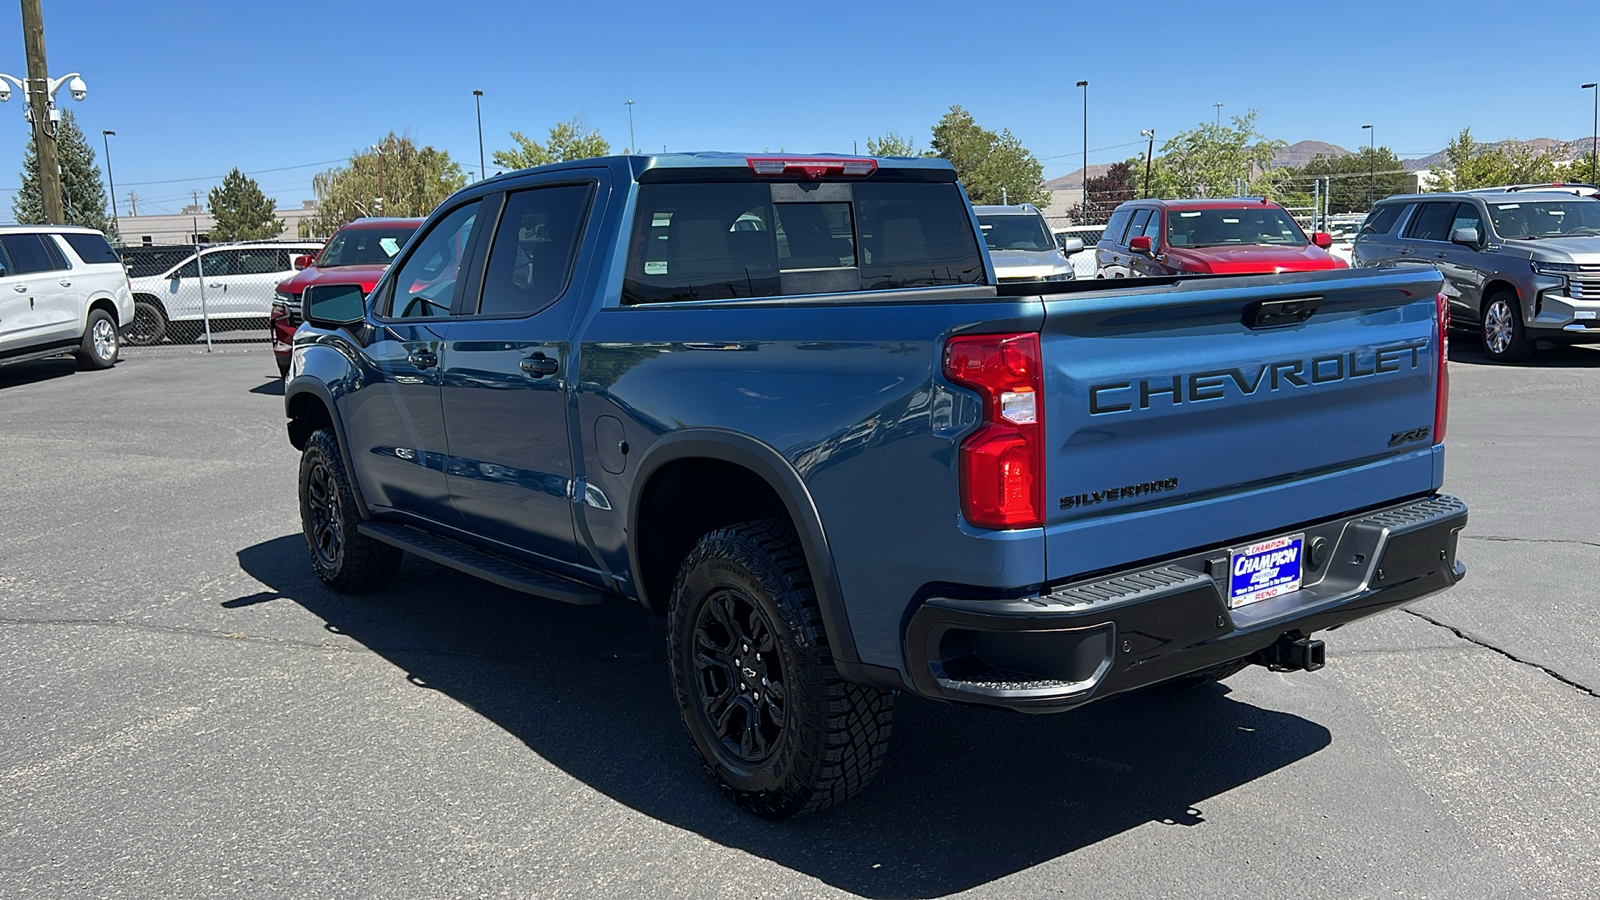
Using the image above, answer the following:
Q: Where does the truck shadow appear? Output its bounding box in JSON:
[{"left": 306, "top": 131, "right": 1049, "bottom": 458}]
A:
[
  {"left": 236, "top": 535, "right": 1331, "bottom": 898},
  {"left": 0, "top": 357, "right": 78, "bottom": 389},
  {"left": 1449, "top": 332, "right": 1600, "bottom": 367}
]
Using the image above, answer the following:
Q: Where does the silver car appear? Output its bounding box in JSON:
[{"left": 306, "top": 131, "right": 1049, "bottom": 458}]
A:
[
  {"left": 973, "top": 205, "right": 1078, "bottom": 283},
  {"left": 1351, "top": 191, "right": 1600, "bottom": 362}
]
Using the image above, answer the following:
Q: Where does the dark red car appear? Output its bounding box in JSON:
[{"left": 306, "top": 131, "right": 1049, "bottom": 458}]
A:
[
  {"left": 271, "top": 217, "right": 422, "bottom": 375},
  {"left": 1094, "top": 198, "right": 1344, "bottom": 278}
]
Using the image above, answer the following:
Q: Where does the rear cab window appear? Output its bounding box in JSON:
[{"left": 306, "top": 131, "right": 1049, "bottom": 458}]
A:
[{"left": 621, "top": 178, "right": 985, "bottom": 304}]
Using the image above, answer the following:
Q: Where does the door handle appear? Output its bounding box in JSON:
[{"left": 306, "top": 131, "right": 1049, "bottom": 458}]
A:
[
  {"left": 207, "top": 282, "right": 225, "bottom": 289},
  {"left": 1398, "top": 248, "right": 1413, "bottom": 256},
  {"left": 407, "top": 350, "right": 439, "bottom": 370},
  {"left": 12, "top": 284, "right": 26, "bottom": 292},
  {"left": 1435, "top": 252, "right": 1447, "bottom": 259},
  {"left": 519, "top": 354, "right": 559, "bottom": 377},
  {"left": 59, "top": 280, "right": 71, "bottom": 287}
]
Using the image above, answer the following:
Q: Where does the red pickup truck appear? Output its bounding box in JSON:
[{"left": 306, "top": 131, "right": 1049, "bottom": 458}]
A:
[
  {"left": 270, "top": 217, "right": 422, "bottom": 375},
  {"left": 1095, "top": 198, "right": 1344, "bottom": 278}
]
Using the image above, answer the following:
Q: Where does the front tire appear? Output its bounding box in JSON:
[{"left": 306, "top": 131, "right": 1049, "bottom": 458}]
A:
[
  {"left": 667, "top": 520, "right": 893, "bottom": 819},
  {"left": 75, "top": 308, "right": 120, "bottom": 370},
  {"left": 1481, "top": 291, "right": 1532, "bottom": 363},
  {"left": 299, "top": 428, "right": 401, "bottom": 592},
  {"left": 124, "top": 299, "right": 168, "bottom": 346}
]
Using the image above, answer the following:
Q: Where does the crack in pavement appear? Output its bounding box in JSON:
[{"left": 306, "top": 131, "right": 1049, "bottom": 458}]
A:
[
  {"left": 1402, "top": 609, "right": 1599, "bottom": 699},
  {"left": 1461, "top": 534, "right": 1600, "bottom": 550}
]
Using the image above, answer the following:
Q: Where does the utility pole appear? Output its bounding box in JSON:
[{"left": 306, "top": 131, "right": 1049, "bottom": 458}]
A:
[
  {"left": 1077, "top": 80, "right": 1088, "bottom": 213},
  {"left": 21, "top": 0, "right": 62, "bottom": 224},
  {"left": 1140, "top": 129, "right": 1155, "bottom": 199},
  {"left": 127, "top": 190, "right": 137, "bottom": 216}
]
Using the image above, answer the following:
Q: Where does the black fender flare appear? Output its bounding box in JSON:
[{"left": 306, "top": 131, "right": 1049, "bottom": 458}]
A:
[
  {"left": 284, "top": 378, "right": 372, "bottom": 521},
  {"left": 628, "top": 428, "right": 860, "bottom": 667}
]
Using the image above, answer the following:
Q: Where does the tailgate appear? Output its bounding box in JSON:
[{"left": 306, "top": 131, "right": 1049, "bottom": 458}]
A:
[{"left": 1040, "top": 268, "right": 1445, "bottom": 583}]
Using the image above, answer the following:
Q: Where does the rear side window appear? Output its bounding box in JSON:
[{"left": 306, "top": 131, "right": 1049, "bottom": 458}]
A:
[
  {"left": 1405, "top": 202, "right": 1456, "bottom": 242},
  {"left": 621, "top": 180, "right": 984, "bottom": 304},
  {"left": 1103, "top": 208, "right": 1134, "bottom": 245},
  {"left": 476, "top": 184, "right": 593, "bottom": 317},
  {"left": 1126, "top": 209, "right": 1152, "bottom": 244},
  {"left": 1360, "top": 204, "right": 1405, "bottom": 236},
  {"left": 0, "top": 234, "right": 67, "bottom": 274},
  {"left": 61, "top": 232, "right": 120, "bottom": 264}
]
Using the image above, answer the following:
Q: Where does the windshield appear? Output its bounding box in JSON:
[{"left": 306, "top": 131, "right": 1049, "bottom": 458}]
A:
[
  {"left": 1166, "top": 207, "right": 1308, "bottom": 248},
  {"left": 1486, "top": 201, "right": 1600, "bottom": 239},
  {"left": 316, "top": 226, "right": 419, "bottom": 267},
  {"left": 977, "top": 213, "right": 1055, "bottom": 252}
]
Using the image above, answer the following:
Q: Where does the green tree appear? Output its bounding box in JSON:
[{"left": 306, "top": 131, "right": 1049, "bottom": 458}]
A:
[
  {"left": 492, "top": 116, "right": 610, "bottom": 170},
  {"left": 928, "top": 105, "right": 1049, "bottom": 206},
  {"left": 13, "top": 110, "right": 117, "bottom": 241},
  {"left": 1428, "top": 129, "right": 1568, "bottom": 191},
  {"left": 207, "top": 167, "right": 282, "bottom": 241},
  {"left": 1146, "top": 111, "right": 1286, "bottom": 200},
  {"left": 309, "top": 133, "right": 467, "bottom": 236},
  {"left": 1287, "top": 147, "right": 1414, "bottom": 213},
  {"left": 865, "top": 132, "right": 926, "bottom": 157}
]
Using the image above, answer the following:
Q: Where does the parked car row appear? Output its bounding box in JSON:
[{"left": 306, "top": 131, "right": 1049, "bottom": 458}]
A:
[{"left": 1093, "top": 198, "right": 1344, "bottom": 278}]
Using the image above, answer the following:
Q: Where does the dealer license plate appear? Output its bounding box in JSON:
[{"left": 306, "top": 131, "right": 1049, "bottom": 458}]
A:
[{"left": 1227, "top": 534, "right": 1305, "bottom": 609}]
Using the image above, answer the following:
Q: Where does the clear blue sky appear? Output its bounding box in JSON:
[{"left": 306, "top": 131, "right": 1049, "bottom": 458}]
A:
[{"left": 1, "top": 0, "right": 1597, "bottom": 217}]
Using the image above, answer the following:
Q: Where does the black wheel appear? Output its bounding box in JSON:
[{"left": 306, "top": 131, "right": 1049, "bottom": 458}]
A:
[
  {"left": 298, "top": 428, "right": 401, "bottom": 592},
  {"left": 667, "top": 520, "right": 893, "bottom": 819},
  {"left": 124, "top": 299, "right": 168, "bottom": 346},
  {"left": 1481, "top": 290, "right": 1532, "bottom": 363},
  {"left": 75, "top": 308, "right": 120, "bottom": 370}
]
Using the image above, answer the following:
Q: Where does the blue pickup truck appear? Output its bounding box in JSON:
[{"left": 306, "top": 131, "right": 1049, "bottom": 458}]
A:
[{"left": 284, "top": 153, "right": 1467, "bottom": 818}]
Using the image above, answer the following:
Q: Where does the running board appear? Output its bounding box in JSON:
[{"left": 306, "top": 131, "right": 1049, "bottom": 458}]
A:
[{"left": 357, "top": 522, "right": 608, "bottom": 606}]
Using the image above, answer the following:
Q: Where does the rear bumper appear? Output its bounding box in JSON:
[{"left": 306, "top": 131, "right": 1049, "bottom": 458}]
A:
[{"left": 904, "top": 493, "right": 1467, "bottom": 711}]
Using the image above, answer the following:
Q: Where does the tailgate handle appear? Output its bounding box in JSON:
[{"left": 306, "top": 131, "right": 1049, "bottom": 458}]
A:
[{"left": 1244, "top": 296, "right": 1322, "bottom": 329}]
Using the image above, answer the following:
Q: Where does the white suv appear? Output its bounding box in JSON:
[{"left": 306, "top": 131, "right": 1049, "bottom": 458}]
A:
[
  {"left": 0, "top": 226, "right": 134, "bottom": 371},
  {"left": 125, "top": 241, "right": 322, "bottom": 344}
]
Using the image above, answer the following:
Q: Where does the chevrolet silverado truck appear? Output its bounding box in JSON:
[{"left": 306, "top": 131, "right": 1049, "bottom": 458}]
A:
[{"left": 283, "top": 153, "right": 1467, "bottom": 819}]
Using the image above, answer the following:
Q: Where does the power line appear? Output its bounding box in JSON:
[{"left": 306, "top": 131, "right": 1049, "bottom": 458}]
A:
[{"left": 118, "top": 157, "right": 350, "bottom": 187}]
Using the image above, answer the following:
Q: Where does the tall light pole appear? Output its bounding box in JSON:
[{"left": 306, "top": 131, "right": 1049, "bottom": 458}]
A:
[
  {"left": 1361, "top": 124, "right": 1375, "bottom": 209},
  {"left": 1584, "top": 83, "right": 1598, "bottom": 187},
  {"left": 1214, "top": 102, "right": 1224, "bottom": 129},
  {"left": 624, "top": 99, "right": 636, "bottom": 154},
  {"left": 101, "top": 129, "right": 118, "bottom": 239},
  {"left": 472, "top": 90, "right": 485, "bottom": 181},
  {"left": 1140, "top": 129, "right": 1155, "bottom": 199},
  {"left": 1076, "top": 80, "right": 1088, "bottom": 212}
]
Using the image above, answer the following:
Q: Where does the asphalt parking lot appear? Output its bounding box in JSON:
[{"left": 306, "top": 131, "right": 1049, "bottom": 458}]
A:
[{"left": 2, "top": 338, "right": 1596, "bottom": 899}]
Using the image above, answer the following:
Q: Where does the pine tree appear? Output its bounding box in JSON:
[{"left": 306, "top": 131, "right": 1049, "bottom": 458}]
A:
[
  {"left": 13, "top": 110, "right": 117, "bottom": 241},
  {"left": 207, "top": 167, "right": 283, "bottom": 241}
]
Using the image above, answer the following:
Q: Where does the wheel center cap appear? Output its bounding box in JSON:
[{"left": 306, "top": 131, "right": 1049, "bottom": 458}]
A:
[{"left": 742, "top": 666, "right": 758, "bottom": 682}]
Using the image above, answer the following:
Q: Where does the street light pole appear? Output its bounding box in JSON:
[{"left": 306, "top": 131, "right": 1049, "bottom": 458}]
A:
[
  {"left": 625, "top": 99, "right": 636, "bottom": 155},
  {"left": 1076, "top": 80, "right": 1088, "bottom": 212},
  {"left": 1362, "top": 124, "right": 1375, "bottom": 209},
  {"left": 1585, "top": 83, "right": 1598, "bottom": 187},
  {"left": 101, "top": 129, "right": 117, "bottom": 239},
  {"left": 472, "top": 90, "right": 485, "bottom": 181},
  {"left": 1140, "top": 129, "right": 1155, "bottom": 199},
  {"left": 1214, "top": 102, "right": 1223, "bottom": 129}
]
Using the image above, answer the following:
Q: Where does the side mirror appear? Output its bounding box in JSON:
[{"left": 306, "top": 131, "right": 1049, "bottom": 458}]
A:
[
  {"left": 1450, "top": 227, "right": 1481, "bottom": 247},
  {"left": 293, "top": 254, "right": 315, "bottom": 271},
  {"left": 303, "top": 283, "right": 367, "bottom": 329},
  {"left": 1129, "top": 235, "right": 1153, "bottom": 254},
  {"left": 1059, "top": 236, "right": 1085, "bottom": 254},
  {"left": 1312, "top": 232, "right": 1334, "bottom": 249}
]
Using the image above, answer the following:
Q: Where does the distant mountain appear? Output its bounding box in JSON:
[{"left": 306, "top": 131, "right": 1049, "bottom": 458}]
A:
[
  {"left": 1399, "top": 137, "right": 1584, "bottom": 172},
  {"left": 1044, "top": 163, "right": 1113, "bottom": 193},
  {"left": 1272, "top": 141, "right": 1352, "bottom": 168}
]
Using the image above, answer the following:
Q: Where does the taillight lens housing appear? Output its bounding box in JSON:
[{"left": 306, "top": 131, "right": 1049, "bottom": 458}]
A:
[
  {"left": 1434, "top": 292, "right": 1449, "bottom": 444},
  {"left": 944, "top": 332, "right": 1045, "bottom": 529}
]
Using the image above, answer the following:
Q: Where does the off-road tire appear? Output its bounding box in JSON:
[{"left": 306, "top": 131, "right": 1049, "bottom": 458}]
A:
[
  {"left": 298, "top": 428, "right": 401, "bottom": 592},
  {"left": 1481, "top": 290, "right": 1532, "bottom": 363},
  {"left": 75, "top": 308, "right": 119, "bottom": 370},
  {"left": 124, "top": 299, "right": 169, "bottom": 346},
  {"left": 667, "top": 519, "right": 893, "bottom": 819}
]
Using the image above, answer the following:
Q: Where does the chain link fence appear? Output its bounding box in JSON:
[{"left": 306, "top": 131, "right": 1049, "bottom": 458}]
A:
[{"left": 118, "top": 240, "right": 322, "bottom": 349}]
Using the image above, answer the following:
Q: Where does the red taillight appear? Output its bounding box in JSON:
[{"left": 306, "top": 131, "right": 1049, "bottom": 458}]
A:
[
  {"left": 1435, "top": 292, "right": 1449, "bottom": 444},
  {"left": 746, "top": 156, "right": 877, "bottom": 179},
  {"left": 943, "top": 332, "right": 1044, "bottom": 529}
]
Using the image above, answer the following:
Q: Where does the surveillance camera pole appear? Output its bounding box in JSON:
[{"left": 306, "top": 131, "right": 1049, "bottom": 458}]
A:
[{"left": 22, "top": 0, "right": 63, "bottom": 224}]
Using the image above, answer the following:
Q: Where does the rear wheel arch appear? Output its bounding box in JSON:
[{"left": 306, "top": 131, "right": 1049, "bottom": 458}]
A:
[
  {"left": 628, "top": 430, "right": 858, "bottom": 667},
  {"left": 87, "top": 296, "right": 120, "bottom": 326}
]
